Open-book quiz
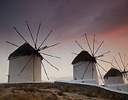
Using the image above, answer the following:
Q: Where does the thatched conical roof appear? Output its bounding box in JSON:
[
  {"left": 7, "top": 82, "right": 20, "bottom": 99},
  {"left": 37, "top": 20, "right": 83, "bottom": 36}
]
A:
[
  {"left": 104, "top": 68, "right": 122, "bottom": 79},
  {"left": 72, "top": 51, "right": 93, "bottom": 64},
  {"left": 8, "top": 42, "right": 43, "bottom": 60}
]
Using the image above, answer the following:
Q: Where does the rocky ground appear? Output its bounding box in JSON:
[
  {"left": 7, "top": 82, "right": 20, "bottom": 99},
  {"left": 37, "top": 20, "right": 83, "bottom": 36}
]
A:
[{"left": 0, "top": 87, "right": 108, "bottom": 100}]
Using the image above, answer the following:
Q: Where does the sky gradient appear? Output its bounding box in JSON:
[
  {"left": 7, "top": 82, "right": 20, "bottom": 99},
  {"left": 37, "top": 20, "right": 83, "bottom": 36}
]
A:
[{"left": 0, "top": 0, "right": 128, "bottom": 83}]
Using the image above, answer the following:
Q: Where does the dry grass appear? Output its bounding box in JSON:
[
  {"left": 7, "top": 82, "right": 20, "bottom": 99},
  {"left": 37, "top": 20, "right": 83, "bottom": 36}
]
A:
[{"left": 0, "top": 87, "right": 108, "bottom": 100}]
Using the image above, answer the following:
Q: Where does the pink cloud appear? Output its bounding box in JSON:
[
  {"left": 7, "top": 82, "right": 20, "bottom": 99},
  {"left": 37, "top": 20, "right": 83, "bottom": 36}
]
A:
[{"left": 101, "top": 26, "right": 128, "bottom": 47}]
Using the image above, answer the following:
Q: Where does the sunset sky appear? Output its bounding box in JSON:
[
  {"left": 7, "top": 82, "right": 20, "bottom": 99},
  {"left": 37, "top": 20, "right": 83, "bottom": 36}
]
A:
[{"left": 0, "top": 0, "right": 128, "bottom": 83}]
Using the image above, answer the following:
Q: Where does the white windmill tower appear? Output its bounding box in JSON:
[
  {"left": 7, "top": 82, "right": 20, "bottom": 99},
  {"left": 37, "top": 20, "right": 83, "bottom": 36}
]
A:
[
  {"left": 104, "top": 52, "right": 128, "bottom": 85},
  {"left": 72, "top": 34, "right": 111, "bottom": 84},
  {"left": 104, "top": 67, "right": 124, "bottom": 85},
  {"left": 7, "top": 21, "right": 60, "bottom": 83}
]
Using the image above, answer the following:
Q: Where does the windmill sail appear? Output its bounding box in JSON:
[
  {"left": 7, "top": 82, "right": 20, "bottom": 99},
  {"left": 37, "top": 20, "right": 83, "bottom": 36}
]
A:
[
  {"left": 72, "top": 34, "right": 111, "bottom": 84},
  {"left": 8, "top": 21, "right": 60, "bottom": 82}
]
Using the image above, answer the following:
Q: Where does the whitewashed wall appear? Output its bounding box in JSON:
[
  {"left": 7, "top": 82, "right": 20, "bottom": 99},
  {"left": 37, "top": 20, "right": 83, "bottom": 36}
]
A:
[
  {"left": 71, "top": 79, "right": 98, "bottom": 84},
  {"left": 8, "top": 55, "right": 41, "bottom": 82},
  {"left": 104, "top": 76, "right": 124, "bottom": 85},
  {"left": 73, "top": 61, "right": 98, "bottom": 84},
  {"left": 106, "top": 84, "right": 128, "bottom": 92}
]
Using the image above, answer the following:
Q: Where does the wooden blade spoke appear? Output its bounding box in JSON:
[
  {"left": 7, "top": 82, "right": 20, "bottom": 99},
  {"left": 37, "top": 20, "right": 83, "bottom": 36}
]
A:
[
  {"left": 96, "top": 55, "right": 104, "bottom": 58},
  {"left": 94, "top": 41, "right": 104, "bottom": 55},
  {"left": 96, "top": 64, "right": 104, "bottom": 84},
  {"left": 43, "top": 58, "right": 59, "bottom": 70},
  {"left": 18, "top": 55, "right": 34, "bottom": 76},
  {"left": 96, "top": 51, "right": 110, "bottom": 58},
  {"left": 41, "top": 62, "right": 49, "bottom": 80},
  {"left": 125, "top": 63, "right": 128, "bottom": 69},
  {"left": 118, "top": 52, "right": 125, "bottom": 69},
  {"left": 93, "top": 34, "right": 95, "bottom": 55},
  {"left": 39, "top": 46, "right": 47, "bottom": 50},
  {"left": 41, "top": 53, "right": 61, "bottom": 59},
  {"left": 46, "top": 43, "right": 60, "bottom": 49},
  {"left": 75, "top": 40, "right": 84, "bottom": 51},
  {"left": 84, "top": 34, "right": 93, "bottom": 55},
  {"left": 13, "top": 27, "right": 28, "bottom": 43},
  {"left": 97, "top": 62, "right": 107, "bottom": 72},
  {"left": 35, "top": 23, "right": 41, "bottom": 48},
  {"left": 124, "top": 54, "right": 128, "bottom": 69},
  {"left": 111, "top": 64, "right": 120, "bottom": 70},
  {"left": 97, "top": 59, "right": 112, "bottom": 65},
  {"left": 26, "top": 21, "right": 35, "bottom": 46},
  {"left": 38, "top": 30, "right": 52, "bottom": 49},
  {"left": 113, "top": 57, "right": 122, "bottom": 71},
  {"left": 81, "top": 61, "right": 91, "bottom": 79},
  {"left": 6, "top": 41, "right": 19, "bottom": 47},
  {"left": 39, "top": 43, "right": 60, "bottom": 51}
]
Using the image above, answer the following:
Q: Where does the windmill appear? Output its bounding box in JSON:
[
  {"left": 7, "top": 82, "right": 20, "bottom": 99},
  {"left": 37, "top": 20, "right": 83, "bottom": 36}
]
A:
[
  {"left": 104, "top": 52, "right": 128, "bottom": 85},
  {"left": 7, "top": 21, "right": 60, "bottom": 82},
  {"left": 72, "top": 34, "right": 111, "bottom": 84}
]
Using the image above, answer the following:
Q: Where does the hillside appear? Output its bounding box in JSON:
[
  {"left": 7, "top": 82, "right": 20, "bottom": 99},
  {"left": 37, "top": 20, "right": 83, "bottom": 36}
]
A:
[
  {"left": 0, "top": 87, "right": 107, "bottom": 100},
  {"left": 0, "top": 82, "right": 128, "bottom": 100}
]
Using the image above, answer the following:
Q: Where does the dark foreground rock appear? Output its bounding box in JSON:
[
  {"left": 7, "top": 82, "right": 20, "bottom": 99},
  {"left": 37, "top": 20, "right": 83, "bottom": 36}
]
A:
[
  {"left": 0, "top": 82, "right": 128, "bottom": 100},
  {"left": 0, "top": 87, "right": 108, "bottom": 100}
]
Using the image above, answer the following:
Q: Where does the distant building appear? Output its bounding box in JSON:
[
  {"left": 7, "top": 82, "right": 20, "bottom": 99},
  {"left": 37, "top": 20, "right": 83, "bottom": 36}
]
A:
[
  {"left": 104, "top": 68, "right": 124, "bottom": 85},
  {"left": 72, "top": 51, "right": 98, "bottom": 84}
]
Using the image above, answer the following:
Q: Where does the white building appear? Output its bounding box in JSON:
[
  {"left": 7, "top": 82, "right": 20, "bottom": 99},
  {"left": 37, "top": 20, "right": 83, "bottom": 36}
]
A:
[
  {"left": 104, "top": 68, "right": 128, "bottom": 92},
  {"left": 104, "top": 68, "right": 124, "bottom": 85},
  {"left": 8, "top": 42, "right": 43, "bottom": 82},
  {"left": 72, "top": 51, "right": 99, "bottom": 84}
]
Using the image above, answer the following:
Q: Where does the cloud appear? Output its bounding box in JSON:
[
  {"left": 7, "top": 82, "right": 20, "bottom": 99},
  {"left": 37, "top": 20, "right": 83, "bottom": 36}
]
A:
[
  {"left": 1, "top": 0, "right": 128, "bottom": 37},
  {"left": 90, "top": 0, "right": 128, "bottom": 34}
]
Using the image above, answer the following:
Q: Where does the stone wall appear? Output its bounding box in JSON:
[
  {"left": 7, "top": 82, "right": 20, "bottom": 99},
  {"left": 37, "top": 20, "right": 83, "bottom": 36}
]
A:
[{"left": 0, "top": 82, "right": 128, "bottom": 100}]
